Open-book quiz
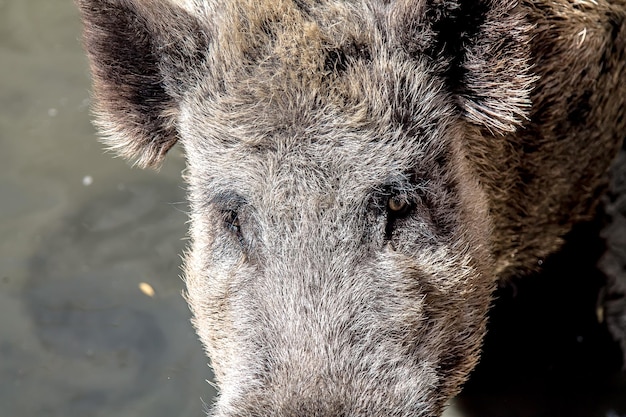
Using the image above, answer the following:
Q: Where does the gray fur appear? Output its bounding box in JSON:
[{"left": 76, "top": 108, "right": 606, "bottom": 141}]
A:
[{"left": 76, "top": 0, "right": 626, "bottom": 415}]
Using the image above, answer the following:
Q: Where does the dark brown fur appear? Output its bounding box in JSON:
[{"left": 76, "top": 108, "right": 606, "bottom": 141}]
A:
[{"left": 76, "top": 0, "right": 626, "bottom": 415}]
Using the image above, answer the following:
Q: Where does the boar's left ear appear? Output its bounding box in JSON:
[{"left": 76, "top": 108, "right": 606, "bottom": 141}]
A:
[
  {"left": 77, "top": 0, "right": 211, "bottom": 168},
  {"left": 394, "top": 0, "right": 535, "bottom": 134}
]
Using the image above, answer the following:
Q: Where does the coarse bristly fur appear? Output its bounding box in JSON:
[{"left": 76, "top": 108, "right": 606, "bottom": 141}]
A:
[{"left": 75, "top": 0, "right": 626, "bottom": 415}]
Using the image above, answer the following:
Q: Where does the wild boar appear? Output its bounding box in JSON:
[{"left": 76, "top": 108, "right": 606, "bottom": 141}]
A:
[{"left": 76, "top": 0, "right": 626, "bottom": 415}]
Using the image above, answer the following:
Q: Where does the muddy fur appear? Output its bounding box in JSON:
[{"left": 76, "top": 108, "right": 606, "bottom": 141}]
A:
[{"left": 76, "top": 0, "right": 626, "bottom": 415}]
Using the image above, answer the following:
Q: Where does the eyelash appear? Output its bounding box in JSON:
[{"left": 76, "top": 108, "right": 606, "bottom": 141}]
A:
[
  {"left": 224, "top": 210, "right": 240, "bottom": 231},
  {"left": 222, "top": 209, "right": 246, "bottom": 247}
]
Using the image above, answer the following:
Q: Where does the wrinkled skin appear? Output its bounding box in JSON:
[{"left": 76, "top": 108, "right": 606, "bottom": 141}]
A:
[{"left": 76, "top": 0, "right": 626, "bottom": 415}]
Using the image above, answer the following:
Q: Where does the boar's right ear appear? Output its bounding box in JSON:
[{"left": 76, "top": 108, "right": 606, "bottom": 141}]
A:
[{"left": 76, "top": 0, "right": 211, "bottom": 168}]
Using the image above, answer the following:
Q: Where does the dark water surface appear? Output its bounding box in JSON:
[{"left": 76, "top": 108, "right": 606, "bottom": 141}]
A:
[{"left": 1, "top": 1, "right": 625, "bottom": 416}]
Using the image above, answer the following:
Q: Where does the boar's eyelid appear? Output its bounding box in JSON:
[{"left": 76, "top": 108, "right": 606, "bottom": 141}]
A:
[{"left": 208, "top": 191, "right": 248, "bottom": 210}]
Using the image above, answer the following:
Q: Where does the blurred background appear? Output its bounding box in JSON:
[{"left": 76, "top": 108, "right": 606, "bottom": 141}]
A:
[
  {"left": 0, "top": 1, "right": 624, "bottom": 416},
  {"left": 0, "top": 1, "right": 215, "bottom": 416}
]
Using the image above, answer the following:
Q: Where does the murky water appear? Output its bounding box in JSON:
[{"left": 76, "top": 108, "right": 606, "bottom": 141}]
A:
[
  {"left": 1, "top": 1, "right": 624, "bottom": 416},
  {"left": 0, "top": 1, "right": 214, "bottom": 416}
]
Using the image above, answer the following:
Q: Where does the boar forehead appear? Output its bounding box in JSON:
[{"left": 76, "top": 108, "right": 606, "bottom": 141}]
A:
[
  {"left": 179, "top": 0, "right": 457, "bottom": 191},
  {"left": 179, "top": 59, "right": 457, "bottom": 200},
  {"left": 182, "top": 127, "right": 450, "bottom": 199}
]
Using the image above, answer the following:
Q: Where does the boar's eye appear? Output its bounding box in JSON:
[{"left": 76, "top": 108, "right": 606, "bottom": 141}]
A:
[
  {"left": 224, "top": 210, "right": 241, "bottom": 233},
  {"left": 385, "top": 194, "right": 413, "bottom": 240},
  {"left": 211, "top": 192, "right": 248, "bottom": 247},
  {"left": 388, "top": 195, "right": 409, "bottom": 214},
  {"left": 222, "top": 208, "right": 247, "bottom": 247}
]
